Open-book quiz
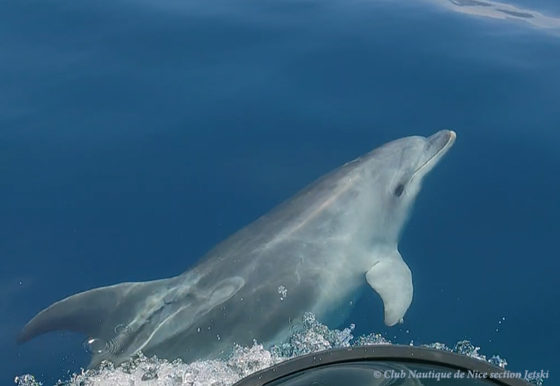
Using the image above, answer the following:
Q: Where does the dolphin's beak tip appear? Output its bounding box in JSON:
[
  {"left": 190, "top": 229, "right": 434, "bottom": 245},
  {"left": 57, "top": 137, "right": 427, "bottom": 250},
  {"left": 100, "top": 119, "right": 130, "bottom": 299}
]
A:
[{"left": 447, "top": 130, "right": 457, "bottom": 146}]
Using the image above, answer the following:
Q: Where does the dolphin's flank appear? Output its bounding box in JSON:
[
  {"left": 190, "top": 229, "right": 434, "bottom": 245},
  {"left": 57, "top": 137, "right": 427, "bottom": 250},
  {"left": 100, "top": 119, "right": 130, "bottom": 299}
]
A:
[{"left": 19, "top": 130, "right": 456, "bottom": 367}]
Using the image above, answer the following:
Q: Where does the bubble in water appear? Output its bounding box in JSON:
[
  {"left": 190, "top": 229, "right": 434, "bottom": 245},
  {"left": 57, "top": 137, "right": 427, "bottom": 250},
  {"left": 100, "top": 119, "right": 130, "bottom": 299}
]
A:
[
  {"left": 277, "top": 285, "right": 288, "bottom": 301},
  {"left": 488, "top": 355, "right": 508, "bottom": 368},
  {"left": 83, "top": 337, "right": 110, "bottom": 355},
  {"left": 141, "top": 366, "right": 158, "bottom": 381},
  {"left": 13, "top": 375, "right": 40, "bottom": 386},
  {"left": 424, "top": 342, "right": 451, "bottom": 351},
  {"left": 454, "top": 340, "right": 486, "bottom": 361}
]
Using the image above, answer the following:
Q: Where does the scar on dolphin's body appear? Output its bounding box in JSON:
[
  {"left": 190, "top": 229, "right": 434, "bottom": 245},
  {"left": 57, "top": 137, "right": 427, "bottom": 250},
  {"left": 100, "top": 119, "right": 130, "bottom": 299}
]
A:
[{"left": 19, "top": 130, "right": 456, "bottom": 367}]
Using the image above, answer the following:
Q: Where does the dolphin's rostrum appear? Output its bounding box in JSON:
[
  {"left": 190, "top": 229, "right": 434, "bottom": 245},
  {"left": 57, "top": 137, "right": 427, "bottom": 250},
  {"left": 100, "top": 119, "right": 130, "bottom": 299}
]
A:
[{"left": 19, "top": 130, "right": 456, "bottom": 367}]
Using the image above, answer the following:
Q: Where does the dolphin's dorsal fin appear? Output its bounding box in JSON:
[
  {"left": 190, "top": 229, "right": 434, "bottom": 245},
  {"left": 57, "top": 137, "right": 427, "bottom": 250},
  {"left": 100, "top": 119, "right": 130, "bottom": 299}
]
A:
[{"left": 366, "top": 250, "right": 413, "bottom": 326}]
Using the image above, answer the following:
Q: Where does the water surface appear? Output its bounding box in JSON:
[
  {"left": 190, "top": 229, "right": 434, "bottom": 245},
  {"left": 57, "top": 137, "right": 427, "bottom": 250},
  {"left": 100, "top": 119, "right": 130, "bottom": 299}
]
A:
[{"left": 1, "top": 0, "right": 559, "bottom": 384}]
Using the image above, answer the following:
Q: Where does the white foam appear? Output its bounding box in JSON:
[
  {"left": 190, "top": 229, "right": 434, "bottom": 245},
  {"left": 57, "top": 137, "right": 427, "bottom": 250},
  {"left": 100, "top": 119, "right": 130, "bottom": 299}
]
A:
[{"left": 14, "top": 312, "right": 540, "bottom": 386}]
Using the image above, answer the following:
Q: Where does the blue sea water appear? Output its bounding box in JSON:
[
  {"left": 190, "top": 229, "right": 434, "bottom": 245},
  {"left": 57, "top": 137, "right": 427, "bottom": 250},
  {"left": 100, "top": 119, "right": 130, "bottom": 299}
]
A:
[{"left": 1, "top": 0, "right": 559, "bottom": 384}]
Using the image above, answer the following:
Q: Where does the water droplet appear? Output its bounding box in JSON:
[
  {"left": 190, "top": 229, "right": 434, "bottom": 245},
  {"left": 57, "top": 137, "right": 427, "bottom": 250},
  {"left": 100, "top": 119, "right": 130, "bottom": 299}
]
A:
[
  {"left": 197, "top": 327, "right": 201, "bottom": 333},
  {"left": 216, "top": 334, "right": 221, "bottom": 341}
]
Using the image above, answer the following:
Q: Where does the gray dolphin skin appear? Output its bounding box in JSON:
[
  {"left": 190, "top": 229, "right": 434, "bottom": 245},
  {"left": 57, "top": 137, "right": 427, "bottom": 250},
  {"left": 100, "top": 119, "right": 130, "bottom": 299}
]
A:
[{"left": 19, "top": 130, "right": 456, "bottom": 367}]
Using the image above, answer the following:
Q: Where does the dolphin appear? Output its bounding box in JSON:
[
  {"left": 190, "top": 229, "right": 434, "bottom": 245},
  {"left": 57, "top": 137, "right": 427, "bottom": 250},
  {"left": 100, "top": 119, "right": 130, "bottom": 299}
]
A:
[{"left": 19, "top": 130, "right": 456, "bottom": 367}]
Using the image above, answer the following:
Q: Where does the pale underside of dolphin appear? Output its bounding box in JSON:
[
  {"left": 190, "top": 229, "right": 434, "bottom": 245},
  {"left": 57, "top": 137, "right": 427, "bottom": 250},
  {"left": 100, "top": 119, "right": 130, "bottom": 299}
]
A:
[{"left": 19, "top": 130, "right": 456, "bottom": 367}]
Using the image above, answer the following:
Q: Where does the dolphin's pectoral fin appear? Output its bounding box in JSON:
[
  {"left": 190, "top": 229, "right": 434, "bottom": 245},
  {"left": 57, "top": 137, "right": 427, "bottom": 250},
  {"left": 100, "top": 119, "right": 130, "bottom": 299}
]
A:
[{"left": 366, "top": 250, "right": 413, "bottom": 326}]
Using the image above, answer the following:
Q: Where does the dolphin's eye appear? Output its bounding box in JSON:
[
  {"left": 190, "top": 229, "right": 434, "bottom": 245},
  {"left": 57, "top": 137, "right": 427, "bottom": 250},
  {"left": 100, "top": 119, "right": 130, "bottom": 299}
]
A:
[{"left": 394, "top": 184, "right": 405, "bottom": 197}]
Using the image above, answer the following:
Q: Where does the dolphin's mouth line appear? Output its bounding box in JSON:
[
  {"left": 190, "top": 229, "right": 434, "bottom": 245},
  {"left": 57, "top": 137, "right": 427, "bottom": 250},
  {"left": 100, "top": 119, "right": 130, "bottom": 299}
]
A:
[{"left": 409, "top": 131, "right": 456, "bottom": 183}]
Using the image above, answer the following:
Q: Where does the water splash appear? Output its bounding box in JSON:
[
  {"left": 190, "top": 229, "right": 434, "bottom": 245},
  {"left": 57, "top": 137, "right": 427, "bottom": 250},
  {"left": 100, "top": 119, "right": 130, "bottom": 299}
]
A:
[{"left": 14, "top": 313, "right": 545, "bottom": 385}]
